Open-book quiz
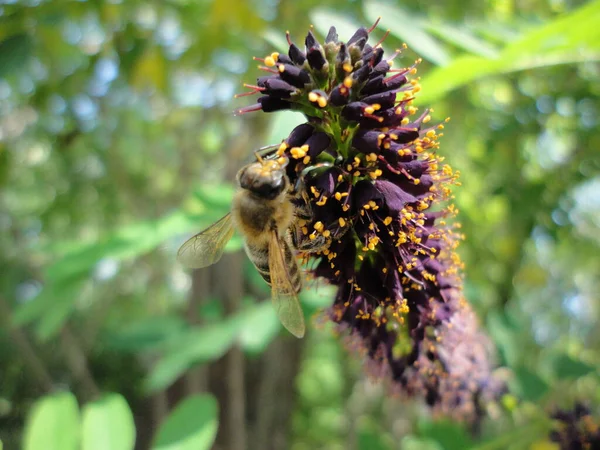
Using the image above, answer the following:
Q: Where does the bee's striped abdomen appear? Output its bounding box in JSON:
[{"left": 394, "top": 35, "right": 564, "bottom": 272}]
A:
[
  {"left": 244, "top": 243, "right": 271, "bottom": 285},
  {"left": 244, "top": 236, "right": 301, "bottom": 293}
]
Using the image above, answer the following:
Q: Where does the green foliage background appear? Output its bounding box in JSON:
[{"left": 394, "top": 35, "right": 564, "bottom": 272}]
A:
[{"left": 0, "top": 0, "right": 599, "bottom": 449}]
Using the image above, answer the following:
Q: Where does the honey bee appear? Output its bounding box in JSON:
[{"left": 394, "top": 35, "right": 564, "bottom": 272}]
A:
[{"left": 177, "top": 150, "right": 305, "bottom": 338}]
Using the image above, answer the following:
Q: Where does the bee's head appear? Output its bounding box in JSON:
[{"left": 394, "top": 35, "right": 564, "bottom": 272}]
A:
[{"left": 237, "top": 156, "right": 290, "bottom": 200}]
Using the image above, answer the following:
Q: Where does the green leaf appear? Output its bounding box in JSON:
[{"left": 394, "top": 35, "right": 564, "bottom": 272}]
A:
[
  {"left": 510, "top": 366, "right": 549, "bottom": 402},
  {"left": 364, "top": 1, "right": 451, "bottom": 66},
  {"left": 145, "top": 321, "right": 241, "bottom": 392},
  {"left": 103, "top": 316, "right": 189, "bottom": 352},
  {"left": 0, "top": 33, "right": 32, "bottom": 78},
  {"left": 547, "top": 353, "right": 596, "bottom": 380},
  {"left": 400, "top": 436, "right": 444, "bottom": 450},
  {"left": 152, "top": 394, "right": 218, "bottom": 450},
  {"left": 23, "top": 392, "right": 80, "bottom": 450},
  {"left": 82, "top": 394, "right": 136, "bottom": 450},
  {"left": 238, "top": 301, "right": 280, "bottom": 354},
  {"left": 418, "top": 0, "right": 600, "bottom": 102},
  {"left": 417, "top": 420, "right": 473, "bottom": 450},
  {"left": 422, "top": 21, "right": 498, "bottom": 58}
]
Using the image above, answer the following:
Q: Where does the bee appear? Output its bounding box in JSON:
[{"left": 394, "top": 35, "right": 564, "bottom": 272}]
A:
[{"left": 177, "top": 151, "right": 305, "bottom": 338}]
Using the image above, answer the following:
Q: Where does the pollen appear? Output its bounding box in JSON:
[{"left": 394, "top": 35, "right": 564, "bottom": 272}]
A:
[
  {"left": 264, "top": 55, "right": 276, "bottom": 66},
  {"left": 290, "top": 146, "right": 307, "bottom": 159},
  {"left": 301, "top": 226, "right": 308, "bottom": 235},
  {"left": 277, "top": 142, "right": 288, "bottom": 155}
]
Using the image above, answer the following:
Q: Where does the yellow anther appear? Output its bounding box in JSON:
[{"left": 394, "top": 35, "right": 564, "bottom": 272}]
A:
[
  {"left": 303, "top": 155, "right": 311, "bottom": 164},
  {"left": 265, "top": 56, "right": 276, "bottom": 67},
  {"left": 313, "top": 221, "right": 324, "bottom": 232},
  {"left": 322, "top": 230, "right": 331, "bottom": 238},
  {"left": 317, "top": 97, "right": 328, "bottom": 108},
  {"left": 365, "top": 106, "right": 375, "bottom": 114},
  {"left": 383, "top": 216, "right": 393, "bottom": 226},
  {"left": 343, "top": 75, "right": 353, "bottom": 87},
  {"left": 316, "top": 196, "right": 327, "bottom": 206},
  {"left": 308, "top": 92, "right": 318, "bottom": 102},
  {"left": 423, "top": 114, "right": 431, "bottom": 123},
  {"left": 334, "top": 192, "right": 342, "bottom": 201},
  {"left": 339, "top": 217, "right": 346, "bottom": 227},
  {"left": 278, "top": 64, "right": 285, "bottom": 73}
]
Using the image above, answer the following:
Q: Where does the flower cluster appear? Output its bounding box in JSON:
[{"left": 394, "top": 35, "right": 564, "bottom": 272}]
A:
[
  {"left": 238, "top": 21, "right": 503, "bottom": 422},
  {"left": 549, "top": 404, "right": 600, "bottom": 449}
]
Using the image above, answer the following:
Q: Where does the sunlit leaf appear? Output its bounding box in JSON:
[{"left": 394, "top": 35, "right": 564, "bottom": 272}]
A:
[
  {"left": 144, "top": 320, "right": 241, "bottom": 392},
  {"left": 422, "top": 21, "right": 498, "bottom": 58},
  {"left": 238, "top": 301, "right": 280, "bottom": 354},
  {"left": 364, "top": 1, "right": 451, "bottom": 66},
  {"left": 152, "top": 394, "right": 218, "bottom": 450},
  {"left": 419, "top": 0, "right": 600, "bottom": 102},
  {"left": 23, "top": 392, "right": 80, "bottom": 450},
  {"left": 82, "top": 394, "right": 136, "bottom": 450}
]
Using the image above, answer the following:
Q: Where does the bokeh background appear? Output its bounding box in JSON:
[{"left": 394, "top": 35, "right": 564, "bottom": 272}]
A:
[{"left": 1, "top": 0, "right": 599, "bottom": 449}]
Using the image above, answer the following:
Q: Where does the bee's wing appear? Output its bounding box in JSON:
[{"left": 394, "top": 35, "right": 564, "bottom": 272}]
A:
[
  {"left": 268, "top": 230, "right": 306, "bottom": 338},
  {"left": 177, "top": 213, "right": 234, "bottom": 268}
]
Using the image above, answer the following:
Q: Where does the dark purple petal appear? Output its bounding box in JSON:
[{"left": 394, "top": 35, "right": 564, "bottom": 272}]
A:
[
  {"left": 288, "top": 43, "right": 306, "bottom": 65},
  {"left": 257, "top": 96, "right": 292, "bottom": 112},
  {"left": 277, "top": 64, "right": 311, "bottom": 88},
  {"left": 374, "top": 179, "right": 418, "bottom": 214},
  {"left": 325, "top": 26, "right": 338, "bottom": 43}
]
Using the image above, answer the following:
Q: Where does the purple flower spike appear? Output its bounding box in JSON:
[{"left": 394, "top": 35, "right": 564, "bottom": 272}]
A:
[{"left": 237, "top": 19, "right": 505, "bottom": 426}]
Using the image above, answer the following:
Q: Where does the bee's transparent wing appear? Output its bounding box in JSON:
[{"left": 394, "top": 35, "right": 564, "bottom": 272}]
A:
[
  {"left": 268, "top": 231, "right": 306, "bottom": 338},
  {"left": 177, "top": 214, "right": 234, "bottom": 268}
]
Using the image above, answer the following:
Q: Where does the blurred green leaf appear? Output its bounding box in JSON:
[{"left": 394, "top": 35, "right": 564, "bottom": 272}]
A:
[
  {"left": 238, "top": 301, "right": 280, "bottom": 354},
  {"left": 364, "top": 1, "right": 451, "bottom": 66},
  {"left": 0, "top": 33, "right": 32, "bottom": 78},
  {"left": 152, "top": 394, "right": 218, "bottom": 450},
  {"left": 546, "top": 354, "right": 596, "bottom": 380},
  {"left": 145, "top": 320, "right": 241, "bottom": 392},
  {"left": 400, "top": 436, "right": 444, "bottom": 450},
  {"left": 422, "top": 21, "right": 498, "bottom": 58},
  {"left": 417, "top": 420, "right": 473, "bottom": 450},
  {"left": 103, "top": 316, "right": 189, "bottom": 352},
  {"left": 38, "top": 211, "right": 196, "bottom": 285},
  {"left": 23, "top": 392, "right": 80, "bottom": 450},
  {"left": 82, "top": 393, "right": 136, "bottom": 450},
  {"left": 510, "top": 367, "right": 549, "bottom": 402},
  {"left": 419, "top": 0, "right": 600, "bottom": 102},
  {"left": 358, "top": 423, "right": 394, "bottom": 450}
]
